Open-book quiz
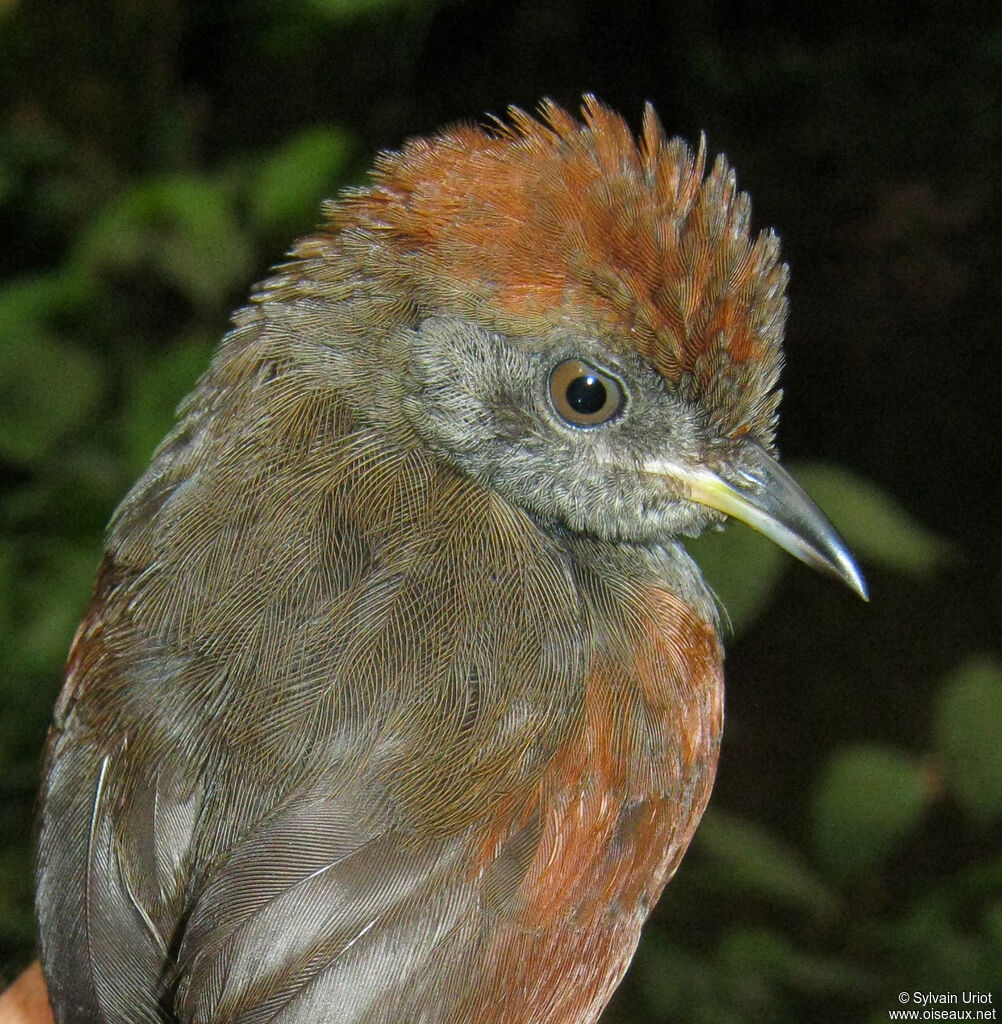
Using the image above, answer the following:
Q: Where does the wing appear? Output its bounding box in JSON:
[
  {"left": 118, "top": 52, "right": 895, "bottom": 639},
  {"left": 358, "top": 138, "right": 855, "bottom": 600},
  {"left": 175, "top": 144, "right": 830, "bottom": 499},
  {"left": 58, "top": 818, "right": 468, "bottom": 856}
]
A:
[
  {"left": 39, "top": 656, "right": 546, "bottom": 1024},
  {"left": 171, "top": 791, "right": 485, "bottom": 1024},
  {"left": 37, "top": 737, "right": 160, "bottom": 1023},
  {"left": 38, "top": 712, "right": 488, "bottom": 1024}
]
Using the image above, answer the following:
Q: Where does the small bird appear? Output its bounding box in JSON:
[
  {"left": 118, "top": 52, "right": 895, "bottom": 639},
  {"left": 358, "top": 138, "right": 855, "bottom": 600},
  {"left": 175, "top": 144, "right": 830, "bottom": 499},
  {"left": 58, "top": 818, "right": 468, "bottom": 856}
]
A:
[{"left": 35, "top": 97, "right": 865, "bottom": 1024}]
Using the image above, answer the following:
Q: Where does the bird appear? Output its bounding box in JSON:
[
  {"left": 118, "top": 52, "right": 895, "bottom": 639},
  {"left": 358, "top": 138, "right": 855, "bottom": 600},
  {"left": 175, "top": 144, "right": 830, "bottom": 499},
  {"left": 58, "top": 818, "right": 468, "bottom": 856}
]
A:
[{"left": 34, "top": 96, "right": 866, "bottom": 1024}]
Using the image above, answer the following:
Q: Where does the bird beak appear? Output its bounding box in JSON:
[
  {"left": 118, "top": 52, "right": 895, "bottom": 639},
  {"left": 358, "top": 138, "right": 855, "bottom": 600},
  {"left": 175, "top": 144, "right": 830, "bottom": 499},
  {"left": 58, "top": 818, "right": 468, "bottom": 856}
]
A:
[{"left": 647, "top": 440, "right": 868, "bottom": 600}]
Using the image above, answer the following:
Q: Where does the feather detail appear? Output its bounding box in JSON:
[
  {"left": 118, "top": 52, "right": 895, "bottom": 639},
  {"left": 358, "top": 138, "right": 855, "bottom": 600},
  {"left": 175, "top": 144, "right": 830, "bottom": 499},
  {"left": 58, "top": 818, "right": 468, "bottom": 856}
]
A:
[{"left": 281, "top": 96, "right": 786, "bottom": 440}]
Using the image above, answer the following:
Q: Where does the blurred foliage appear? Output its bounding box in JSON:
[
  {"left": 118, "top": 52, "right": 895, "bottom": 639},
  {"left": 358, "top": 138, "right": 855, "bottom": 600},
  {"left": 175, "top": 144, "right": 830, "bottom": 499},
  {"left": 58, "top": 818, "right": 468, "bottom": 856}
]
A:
[
  {"left": 620, "top": 655, "right": 1002, "bottom": 1023},
  {"left": 657, "top": 517, "right": 1001, "bottom": 1020},
  {"left": 934, "top": 659, "right": 1002, "bottom": 825},
  {"left": 792, "top": 463, "right": 952, "bottom": 579},
  {"left": 2, "top": 0, "right": 1000, "bottom": 1019}
]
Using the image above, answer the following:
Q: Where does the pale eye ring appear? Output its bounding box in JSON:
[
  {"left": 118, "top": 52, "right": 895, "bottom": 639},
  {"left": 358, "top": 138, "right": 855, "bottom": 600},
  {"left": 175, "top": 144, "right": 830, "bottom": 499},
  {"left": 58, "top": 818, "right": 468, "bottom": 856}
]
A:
[{"left": 549, "top": 359, "right": 624, "bottom": 427}]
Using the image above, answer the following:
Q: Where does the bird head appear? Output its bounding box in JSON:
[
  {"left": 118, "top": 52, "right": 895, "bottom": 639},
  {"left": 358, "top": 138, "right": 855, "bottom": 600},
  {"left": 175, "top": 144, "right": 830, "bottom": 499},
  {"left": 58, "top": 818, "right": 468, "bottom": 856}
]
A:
[{"left": 253, "top": 96, "right": 865, "bottom": 597}]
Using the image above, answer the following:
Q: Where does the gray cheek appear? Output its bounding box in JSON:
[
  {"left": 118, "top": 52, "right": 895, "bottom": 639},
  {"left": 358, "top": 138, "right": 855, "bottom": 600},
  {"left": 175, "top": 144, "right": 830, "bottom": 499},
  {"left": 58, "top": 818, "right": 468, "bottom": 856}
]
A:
[
  {"left": 404, "top": 386, "right": 491, "bottom": 465},
  {"left": 397, "top": 317, "right": 718, "bottom": 542},
  {"left": 402, "top": 318, "right": 543, "bottom": 472}
]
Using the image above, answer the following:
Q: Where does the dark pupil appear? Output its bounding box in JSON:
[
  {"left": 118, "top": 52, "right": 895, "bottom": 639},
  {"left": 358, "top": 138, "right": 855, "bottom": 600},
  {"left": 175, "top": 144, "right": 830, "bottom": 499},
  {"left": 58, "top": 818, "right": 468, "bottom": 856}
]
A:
[{"left": 565, "top": 374, "right": 607, "bottom": 415}]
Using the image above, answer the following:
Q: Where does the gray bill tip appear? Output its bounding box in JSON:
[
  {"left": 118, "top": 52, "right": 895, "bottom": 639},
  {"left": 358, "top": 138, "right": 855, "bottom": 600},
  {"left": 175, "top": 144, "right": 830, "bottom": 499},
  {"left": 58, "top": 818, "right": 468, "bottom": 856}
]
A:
[{"left": 662, "top": 441, "right": 869, "bottom": 601}]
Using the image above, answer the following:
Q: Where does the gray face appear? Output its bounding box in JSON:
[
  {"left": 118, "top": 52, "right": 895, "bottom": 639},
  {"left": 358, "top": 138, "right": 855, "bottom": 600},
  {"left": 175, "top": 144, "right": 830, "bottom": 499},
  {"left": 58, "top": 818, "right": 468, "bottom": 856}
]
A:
[{"left": 401, "top": 315, "right": 727, "bottom": 544}]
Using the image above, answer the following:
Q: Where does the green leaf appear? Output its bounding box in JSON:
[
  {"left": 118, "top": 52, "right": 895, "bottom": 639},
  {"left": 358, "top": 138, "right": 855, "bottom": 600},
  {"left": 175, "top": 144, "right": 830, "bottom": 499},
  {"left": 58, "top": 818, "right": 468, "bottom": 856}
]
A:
[
  {"left": 1, "top": 446, "right": 124, "bottom": 536},
  {"left": 984, "top": 902, "right": 1002, "bottom": 949},
  {"left": 250, "top": 126, "right": 355, "bottom": 234},
  {"left": 0, "top": 542, "right": 13, "bottom": 640},
  {"left": 0, "top": 268, "right": 92, "bottom": 324},
  {"left": 633, "top": 935, "right": 740, "bottom": 1023},
  {"left": 718, "top": 927, "right": 876, "bottom": 996},
  {"left": 684, "top": 522, "right": 787, "bottom": 634},
  {"left": 0, "top": 844, "right": 35, "bottom": 947},
  {"left": 75, "top": 175, "right": 253, "bottom": 308},
  {"left": 934, "top": 657, "right": 1002, "bottom": 824},
  {"left": 875, "top": 885, "right": 998, "bottom": 991},
  {"left": 0, "top": 324, "right": 103, "bottom": 466},
  {"left": 306, "top": 0, "right": 426, "bottom": 18},
  {"left": 694, "top": 807, "right": 839, "bottom": 917},
  {"left": 18, "top": 539, "right": 100, "bottom": 676},
  {"left": 121, "top": 335, "right": 214, "bottom": 475},
  {"left": 790, "top": 461, "right": 951, "bottom": 577},
  {"left": 812, "top": 744, "right": 929, "bottom": 878}
]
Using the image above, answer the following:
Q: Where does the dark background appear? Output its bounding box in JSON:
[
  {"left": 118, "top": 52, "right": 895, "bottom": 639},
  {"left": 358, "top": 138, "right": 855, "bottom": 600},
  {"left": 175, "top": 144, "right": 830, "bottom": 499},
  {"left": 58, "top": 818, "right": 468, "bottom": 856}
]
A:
[{"left": 1, "top": 1, "right": 1000, "bottom": 1020}]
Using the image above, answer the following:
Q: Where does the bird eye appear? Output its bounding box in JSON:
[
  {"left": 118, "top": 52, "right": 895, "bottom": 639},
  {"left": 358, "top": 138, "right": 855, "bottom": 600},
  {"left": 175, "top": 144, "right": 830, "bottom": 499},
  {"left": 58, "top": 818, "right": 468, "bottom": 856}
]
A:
[{"left": 549, "top": 359, "right": 624, "bottom": 427}]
